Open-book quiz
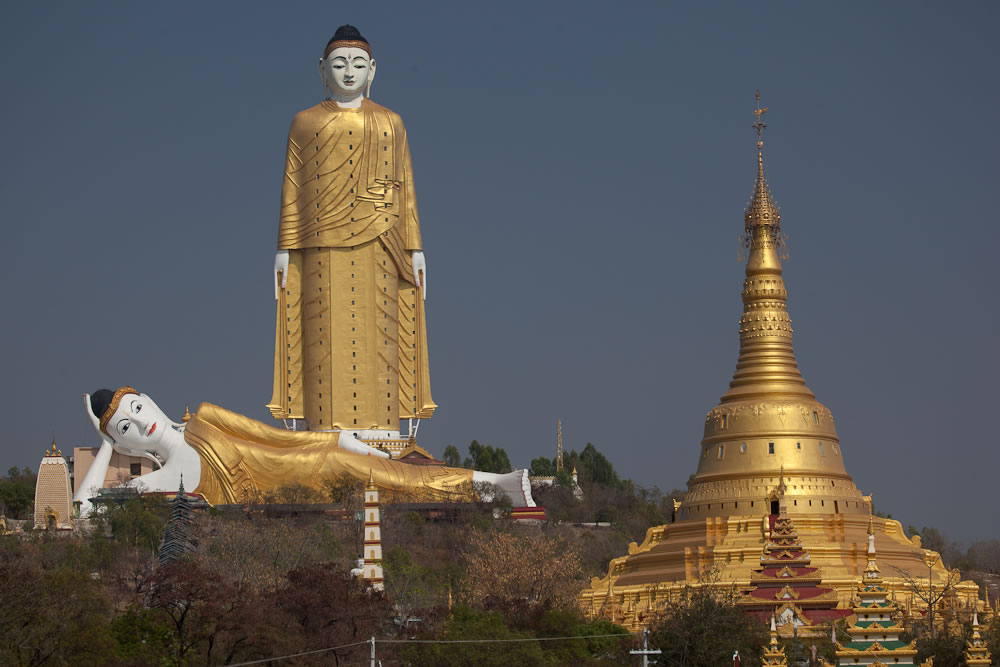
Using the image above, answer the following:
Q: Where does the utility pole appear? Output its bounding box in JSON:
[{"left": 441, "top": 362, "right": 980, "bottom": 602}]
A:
[
  {"left": 370, "top": 636, "right": 376, "bottom": 667},
  {"left": 630, "top": 628, "right": 661, "bottom": 666}
]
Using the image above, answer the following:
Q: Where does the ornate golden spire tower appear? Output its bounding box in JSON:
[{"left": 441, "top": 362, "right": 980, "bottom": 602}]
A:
[
  {"left": 579, "top": 94, "right": 982, "bottom": 632},
  {"left": 680, "top": 92, "right": 868, "bottom": 521}
]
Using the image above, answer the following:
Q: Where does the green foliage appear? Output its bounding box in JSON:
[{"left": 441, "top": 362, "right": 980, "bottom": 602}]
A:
[
  {"left": 442, "top": 444, "right": 462, "bottom": 468},
  {"left": 914, "top": 628, "right": 967, "bottom": 666},
  {"left": 533, "top": 608, "right": 630, "bottom": 663},
  {"left": 383, "top": 545, "right": 442, "bottom": 623},
  {"left": 579, "top": 443, "right": 620, "bottom": 488},
  {"left": 0, "top": 466, "right": 36, "bottom": 520},
  {"left": 530, "top": 456, "right": 555, "bottom": 476},
  {"left": 463, "top": 440, "right": 512, "bottom": 473},
  {"left": 553, "top": 468, "right": 574, "bottom": 489},
  {"left": 110, "top": 607, "right": 174, "bottom": 665},
  {"left": 646, "top": 585, "right": 767, "bottom": 666},
  {"left": 401, "top": 605, "right": 630, "bottom": 666},
  {"left": 400, "top": 605, "right": 552, "bottom": 666},
  {"left": 95, "top": 495, "right": 170, "bottom": 552}
]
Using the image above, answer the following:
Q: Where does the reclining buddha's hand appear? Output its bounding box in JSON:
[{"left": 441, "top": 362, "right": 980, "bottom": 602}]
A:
[
  {"left": 83, "top": 393, "right": 113, "bottom": 447},
  {"left": 76, "top": 393, "right": 116, "bottom": 514}
]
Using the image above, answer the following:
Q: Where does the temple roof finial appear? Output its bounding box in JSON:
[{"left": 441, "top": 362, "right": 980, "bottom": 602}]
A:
[
  {"left": 744, "top": 91, "right": 782, "bottom": 245},
  {"left": 366, "top": 468, "right": 376, "bottom": 490},
  {"left": 753, "top": 89, "right": 768, "bottom": 150}
]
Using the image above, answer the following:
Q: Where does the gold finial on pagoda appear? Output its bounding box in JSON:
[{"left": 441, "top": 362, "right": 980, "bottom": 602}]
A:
[
  {"left": 753, "top": 89, "right": 768, "bottom": 150},
  {"left": 366, "top": 468, "right": 376, "bottom": 490},
  {"left": 45, "top": 440, "right": 62, "bottom": 457},
  {"left": 745, "top": 91, "right": 781, "bottom": 236},
  {"left": 182, "top": 405, "right": 192, "bottom": 423},
  {"left": 555, "top": 419, "right": 564, "bottom": 472},
  {"left": 868, "top": 515, "right": 875, "bottom": 536}
]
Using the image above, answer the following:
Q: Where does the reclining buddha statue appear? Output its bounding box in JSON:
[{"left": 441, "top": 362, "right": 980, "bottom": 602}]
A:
[{"left": 73, "top": 387, "right": 533, "bottom": 516}]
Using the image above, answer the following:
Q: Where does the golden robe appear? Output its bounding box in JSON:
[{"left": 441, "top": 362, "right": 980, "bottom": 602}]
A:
[
  {"left": 187, "top": 403, "right": 472, "bottom": 505},
  {"left": 268, "top": 99, "right": 435, "bottom": 429}
]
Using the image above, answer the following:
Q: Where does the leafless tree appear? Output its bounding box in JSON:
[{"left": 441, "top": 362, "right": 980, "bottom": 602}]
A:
[{"left": 890, "top": 553, "right": 962, "bottom": 640}]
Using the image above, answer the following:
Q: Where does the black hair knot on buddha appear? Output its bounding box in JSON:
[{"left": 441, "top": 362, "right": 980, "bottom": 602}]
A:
[
  {"left": 329, "top": 24, "right": 368, "bottom": 46},
  {"left": 91, "top": 388, "right": 114, "bottom": 420}
]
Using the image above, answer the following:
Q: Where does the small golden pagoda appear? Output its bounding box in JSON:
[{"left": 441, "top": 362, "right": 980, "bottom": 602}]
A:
[
  {"left": 834, "top": 518, "right": 918, "bottom": 665},
  {"left": 762, "top": 615, "right": 789, "bottom": 666},
  {"left": 964, "top": 612, "right": 993, "bottom": 666},
  {"left": 580, "top": 93, "right": 981, "bottom": 630},
  {"left": 34, "top": 441, "right": 74, "bottom": 531}
]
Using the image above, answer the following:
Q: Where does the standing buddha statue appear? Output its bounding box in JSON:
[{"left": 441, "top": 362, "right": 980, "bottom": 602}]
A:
[{"left": 268, "top": 25, "right": 435, "bottom": 439}]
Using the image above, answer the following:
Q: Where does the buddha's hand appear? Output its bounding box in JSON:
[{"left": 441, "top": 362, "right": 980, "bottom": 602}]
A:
[
  {"left": 411, "top": 251, "right": 427, "bottom": 300},
  {"left": 83, "top": 393, "right": 109, "bottom": 443},
  {"left": 274, "top": 250, "right": 289, "bottom": 300}
]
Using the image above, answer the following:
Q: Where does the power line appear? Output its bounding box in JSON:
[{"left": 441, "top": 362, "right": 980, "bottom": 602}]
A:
[
  {"left": 378, "top": 632, "right": 635, "bottom": 644},
  {"left": 226, "top": 640, "right": 370, "bottom": 666},
  {"left": 225, "top": 632, "right": 636, "bottom": 665}
]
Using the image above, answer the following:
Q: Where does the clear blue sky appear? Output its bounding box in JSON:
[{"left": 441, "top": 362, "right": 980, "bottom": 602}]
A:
[{"left": 2, "top": 2, "right": 996, "bottom": 541}]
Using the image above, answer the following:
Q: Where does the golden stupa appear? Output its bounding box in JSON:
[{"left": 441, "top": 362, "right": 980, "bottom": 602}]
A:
[{"left": 581, "top": 94, "right": 980, "bottom": 630}]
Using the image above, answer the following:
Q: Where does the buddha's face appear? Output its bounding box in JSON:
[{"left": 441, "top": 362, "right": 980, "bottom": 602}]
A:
[
  {"left": 320, "top": 46, "right": 374, "bottom": 97},
  {"left": 107, "top": 391, "right": 170, "bottom": 454}
]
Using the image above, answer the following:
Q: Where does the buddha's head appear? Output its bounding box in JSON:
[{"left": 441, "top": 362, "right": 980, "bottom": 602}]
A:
[
  {"left": 89, "top": 386, "right": 171, "bottom": 457},
  {"left": 319, "top": 25, "right": 375, "bottom": 101}
]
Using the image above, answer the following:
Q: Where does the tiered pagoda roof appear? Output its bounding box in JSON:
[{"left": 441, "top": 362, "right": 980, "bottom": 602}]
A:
[
  {"left": 762, "top": 615, "right": 789, "bottom": 666},
  {"left": 964, "top": 612, "right": 992, "bottom": 666},
  {"left": 158, "top": 477, "right": 198, "bottom": 566},
  {"left": 739, "top": 513, "right": 850, "bottom": 632},
  {"left": 834, "top": 518, "right": 918, "bottom": 665}
]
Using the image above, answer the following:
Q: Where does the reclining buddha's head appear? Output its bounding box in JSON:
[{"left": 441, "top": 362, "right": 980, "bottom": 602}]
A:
[{"left": 89, "top": 386, "right": 171, "bottom": 457}]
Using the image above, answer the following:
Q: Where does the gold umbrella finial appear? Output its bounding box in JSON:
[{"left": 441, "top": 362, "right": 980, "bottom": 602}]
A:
[{"left": 753, "top": 89, "right": 769, "bottom": 150}]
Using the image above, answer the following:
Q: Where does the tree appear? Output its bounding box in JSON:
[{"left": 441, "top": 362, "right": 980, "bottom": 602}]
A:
[
  {"left": 382, "top": 545, "right": 442, "bottom": 626},
  {"left": 464, "top": 440, "right": 512, "bottom": 473},
  {"left": 0, "top": 466, "right": 36, "bottom": 520},
  {"left": 530, "top": 456, "right": 555, "bottom": 476},
  {"left": 399, "top": 605, "right": 549, "bottom": 666},
  {"left": 263, "top": 481, "right": 325, "bottom": 504},
  {"left": 276, "top": 562, "right": 393, "bottom": 665},
  {"left": 442, "top": 444, "right": 462, "bottom": 468},
  {"left": 646, "top": 584, "right": 767, "bottom": 666},
  {"left": 461, "top": 531, "right": 583, "bottom": 615},
  {"left": 0, "top": 546, "right": 115, "bottom": 665},
  {"left": 146, "top": 559, "right": 277, "bottom": 666},
  {"left": 199, "top": 515, "right": 341, "bottom": 595},
  {"left": 95, "top": 495, "right": 170, "bottom": 553},
  {"left": 579, "top": 443, "right": 620, "bottom": 488},
  {"left": 890, "top": 555, "right": 962, "bottom": 640}
]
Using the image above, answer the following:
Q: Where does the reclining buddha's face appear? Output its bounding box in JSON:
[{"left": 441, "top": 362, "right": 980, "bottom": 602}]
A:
[{"left": 105, "top": 390, "right": 171, "bottom": 456}]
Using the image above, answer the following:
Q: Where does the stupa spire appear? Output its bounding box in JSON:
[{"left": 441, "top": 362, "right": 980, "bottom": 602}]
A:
[
  {"left": 682, "top": 92, "right": 862, "bottom": 525},
  {"left": 722, "top": 92, "right": 812, "bottom": 404}
]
